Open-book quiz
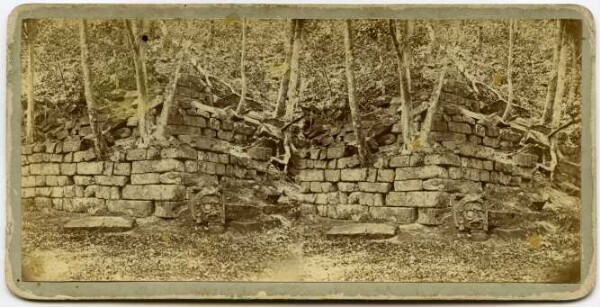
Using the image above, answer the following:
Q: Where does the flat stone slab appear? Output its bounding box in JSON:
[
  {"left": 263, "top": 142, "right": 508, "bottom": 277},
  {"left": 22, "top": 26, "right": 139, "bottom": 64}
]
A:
[
  {"left": 326, "top": 223, "right": 397, "bottom": 239},
  {"left": 64, "top": 216, "right": 134, "bottom": 231}
]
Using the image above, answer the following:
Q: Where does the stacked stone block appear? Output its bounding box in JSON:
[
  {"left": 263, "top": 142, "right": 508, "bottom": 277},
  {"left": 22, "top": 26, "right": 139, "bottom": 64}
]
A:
[
  {"left": 22, "top": 137, "right": 274, "bottom": 218},
  {"left": 295, "top": 143, "right": 538, "bottom": 225}
]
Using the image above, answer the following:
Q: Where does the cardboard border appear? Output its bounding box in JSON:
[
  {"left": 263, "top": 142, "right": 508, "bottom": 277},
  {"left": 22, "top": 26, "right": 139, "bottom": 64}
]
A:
[{"left": 4, "top": 3, "right": 596, "bottom": 300}]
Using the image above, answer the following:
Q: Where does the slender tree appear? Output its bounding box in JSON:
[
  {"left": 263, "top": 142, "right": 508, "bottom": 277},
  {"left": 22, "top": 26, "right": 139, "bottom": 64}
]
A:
[
  {"left": 274, "top": 19, "right": 297, "bottom": 118},
  {"left": 236, "top": 19, "right": 248, "bottom": 114},
  {"left": 125, "top": 20, "right": 151, "bottom": 145},
  {"left": 502, "top": 20, "right": 515, "bottom": 121},
  {"left": 551, "top": 21, "right": 569, "bottom": 129},
  {"left": 24, "top": 20, "right": 36, "bottom": 144},
  {"left": 79, "top": 19, "right": 107, "bottom": 158},
  {"left": 541, "top": 20, "right": 563, "bottom": 125},
  {"left": 156, "top": 41, "right": 191, "bottom": 140},
  {"left": 389, "top": 20, "right": 413, "bottom": 148},
  {"left": 343, "top": 20, "right": 369, "bottom": 164},
  {"left": 565, "top": 21, "right": 581, "bottom": 117},
  {"left": 285, "top": 19, "right": 304, "bottom": 120},
  {"left": 419, "top": 64, "right": 448, "bottom": 147}
]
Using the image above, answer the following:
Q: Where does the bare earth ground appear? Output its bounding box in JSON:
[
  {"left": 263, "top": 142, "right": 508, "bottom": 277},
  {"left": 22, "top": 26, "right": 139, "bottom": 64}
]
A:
[{"left": 21, "top": 188, "right": 580, "bottom": 283}]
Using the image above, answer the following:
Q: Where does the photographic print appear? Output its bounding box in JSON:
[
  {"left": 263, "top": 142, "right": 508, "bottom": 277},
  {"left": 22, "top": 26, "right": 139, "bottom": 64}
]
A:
[{"left": 6, "top": 4, "right": 595, "bottom": 300}]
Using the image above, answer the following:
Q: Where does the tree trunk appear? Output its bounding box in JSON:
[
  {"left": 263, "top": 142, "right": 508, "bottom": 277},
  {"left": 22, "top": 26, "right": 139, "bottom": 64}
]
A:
[
  {"left": 388, "top": 20, "right": 412, "bottom": 148},
  {"left": 565, "top": 24, "right": 580, "bottom": 114},
  {"left": 25, "top": 21, "right": 36, "bottom": 144},
  {"left": 541, "top": 20, "right": 563, "bottom": 125},
  {"left": 343, "top": 20, "right": 369, "bottom": 164},
  {"left": 79, "top": 19, "right": 106, "bottom": 158},
  {"left": 551, "top": 22, "right": 569, "bottom": 129},
  {"left": 285, "top": 19, "right": 304, "bottom": 120},
  {"left": 402, "top": 21, "right": 413, "bottom": 94},
  {"left": 502, "top": 20, "right": 515, "bottom": 121},
  {"left": 419, "top": 65, "right": 448, "bottom": 147},
  {"left": 156, "top": 42, "right": 189, "bottom": 140},
  {"left": 125, "top": 20, "right": 151, "bottom": 145},
  {"left": 274, "top": 19, "right": 297, "bottom": 118},
  {"left": 236, "top": 19, "right": 248, "bottom": 114}
]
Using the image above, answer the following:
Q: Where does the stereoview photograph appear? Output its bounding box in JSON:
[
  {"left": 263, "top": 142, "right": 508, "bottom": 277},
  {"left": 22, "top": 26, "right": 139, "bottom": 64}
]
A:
[{"left": 16, "top": 15, "right": 585, "bottom": 287}]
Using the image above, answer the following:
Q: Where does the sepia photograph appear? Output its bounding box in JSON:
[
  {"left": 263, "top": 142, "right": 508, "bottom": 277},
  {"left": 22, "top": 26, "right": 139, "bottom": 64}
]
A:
[{"left": 6, "top": 4, "right": 594, "bottom": 300}]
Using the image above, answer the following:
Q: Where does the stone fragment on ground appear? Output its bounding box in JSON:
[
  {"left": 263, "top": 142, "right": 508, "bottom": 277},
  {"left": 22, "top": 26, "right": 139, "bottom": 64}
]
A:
[
  {"left": 326, "top": 223, "right": 398, "bottom": 239},
  {"left": 135, "top": 215, "right": 163, "bottom": 226},
  {"left": 64, "top": 216, "right": 134, "bottom": 231}
]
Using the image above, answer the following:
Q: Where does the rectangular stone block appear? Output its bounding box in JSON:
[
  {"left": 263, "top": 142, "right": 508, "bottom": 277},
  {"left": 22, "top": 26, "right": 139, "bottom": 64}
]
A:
[
  {"left": 358, "top": 182, "right": 392, "bottom": 193},
  {"left": 458, "top": 143, "right": 494, "bottom": 159},
  {"left": 326, "top": 204, "right": 368, "bottom": 220},
  {"left": 430, "top": 131, "right": 467, "bottom": 143},
  {"left": 22, "top": 188, "right": 36, "bottom": 198},
  {"left": 312, "top": 160, "right": 326, "bottom": 169},
  {"left": 395, "top": 166, "right": 448, "bottom": 180},
  {"left": 34, "top": 187, "right": 51, "bottom": 197},
  {"left": 131, "top": 159, "right": 185, "bottom": 174},
  {"left": 84, "top": 185, "right": 120, "bottom": 200},
  {"left": 122, "top": 184, "right": 186, "bottom": 201},
  {"left": 422, "top": 178, "right": 482, "bottom": 193},
  {"left": 483, "top": 137, "right": 500, "bottom": 148},
  {"left": 159, "top": 172, "right": 193, "bottom": 185},
  {"left": 468, "top": 135, "right": 482, "bottom": 145},
  {"left": 27, "top": 153, "right": 44, "bottom": 164},
  {"left": 77, "top": 162, "right": 106, "bottom": 175},
  {"left": 394, "top": 179, "right": 423, "bottom": 191},
  {"left": 310, "top": 182, "right": 336, "bottom": 193},
  {"left": 495, "top": 161, "right": 515, "bottom": 174},
  {"left": 337, "top": 182, "right": 358, "bottom": 192},
  {"left": 340, "top": 168, "right": 368, "bottom": 182},
  {"left": 203, "top": 129, "right": 217, "bottom": 138},
  {"left": 324, "top": 169, "right": 341, "bottom": 182},
  {"left": 297, "top": 169, "right": 324, "bottom": 182},
  {"left": 166, "top": 125, "right": 204, "bottom": 136},
  {"left": 424, "top": 153, "right": 461, "bottom": 166},
  {"left": 63, "top": 185, "right": 84, "bottom": 198},
  {"left": 377, "top": 169, "right": 395, "bottom": 182},
  {"left": 95, "top": 175, "right": 128, "bottom": 186},
  {"left": 183, "top": 115, "right": 207, "bottom": 127},
  {"left": 107, "top": 200, "right": 154, "bottom": 217},
  {"left": 448, "top": 121, "right": 472, "bottom": 134},
  {"left": 217, "top": 130, "right": 234, "bottom": 141},
  {"left": 389, "top": 155, "right": 410, "bottom": 167},
  {"left": 60, "top": 163, "right": 77, "bottom": 175},
  {"left": 73, "top": 175, "right": 94, "bottom": 185},
  {"left": 161, "top": 147, "right": 197, "bottom": 160},
  {"left": 63, "top": 197, "right": 106, "bottom": 214},
  {"left": 130, "top": 173, "right": 160, "bottom": 185},
  {"left": 386, "top": 191, "right": 449, "bottom": 208},
  {"left": 369, "top": 207, "right": 416, "bottom": 224},
  {"left": 29, "top": 163, "right": 60, "bottom": 175},
  {"left": 45, "top": 175, "right": 72, "bottom": 186},
  {"left": 62, "top": 140, "right": 82, "bottom": 152},
  {"left": 194, "top": 136, "right": 230, "bottom": 153},
  {"left": 348, "top": 192, "right": 384, "bottom": 207},
  {"left": 114, "top": 163, "right": 131, "bottom": 175},
  {"left": 326, "top": 145, "right": 349, "bottom": 159},
  {"left": 21, "top": 176, "right": 35, "bottom": 188}
]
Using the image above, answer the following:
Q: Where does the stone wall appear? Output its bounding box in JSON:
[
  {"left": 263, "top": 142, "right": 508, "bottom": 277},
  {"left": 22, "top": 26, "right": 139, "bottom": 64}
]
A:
[
  {"left": 21, "top": 137, "right": 273, "bottom": 218},
  {"left": 294, "top": 86, "right": 539, "bottom": 226}
]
